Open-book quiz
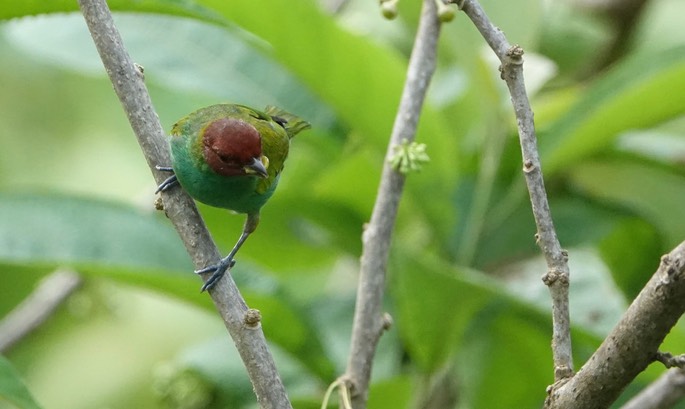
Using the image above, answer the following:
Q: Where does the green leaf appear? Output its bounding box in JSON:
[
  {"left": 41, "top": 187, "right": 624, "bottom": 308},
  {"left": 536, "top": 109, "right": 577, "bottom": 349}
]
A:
[
  {"left": 456, "top": 307, "right": 552, "bottom": 409},
  {"left": 0, "top": 192, "right": 336, "bottom": 383},
  {"left": 196, "top": 0, "right": 402, "bottom": 146},
  {"left": 193, "top": 0, "right": 455, "bottom": 170},
  {"left": 4, "top": 14, "right": 335, "bottom": 128},
  {"left": 599, "top": 218, "right": 662, "bottom": 299},
  {"left": 0, "top": 0, "right": 221, "bottom": 23},
  {"left": 0, "top": 355, "right": 43, "bottom": 409},
  {"left": 246, "top": 292, "right": 337, "bottom": 381},
  {"left": 391, "top": 253, "right": 498, "bottom": 371},
  {"left": 540, "top": 46, "right": 685, "bottom": 173},
  {"left": 4, "top": 0, "right": 452, "bottom": 154},
  {"left": 0, "top": 192, "right": 191, "bottom": 274},
  {"left": 567, "top": 158, "right": 685, "bottom": 247},
  {"left": 474, "top": 195, "right": 622, "bottom": 269},
  {"left": 367, "top": 376, "right": 412, "bottom": 409}
]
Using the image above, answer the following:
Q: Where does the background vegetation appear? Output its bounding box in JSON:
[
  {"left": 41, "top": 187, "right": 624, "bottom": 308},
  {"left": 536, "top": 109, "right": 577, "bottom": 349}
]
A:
[{"left": 1, "top": 0, "right": 685, "bottom": 408}]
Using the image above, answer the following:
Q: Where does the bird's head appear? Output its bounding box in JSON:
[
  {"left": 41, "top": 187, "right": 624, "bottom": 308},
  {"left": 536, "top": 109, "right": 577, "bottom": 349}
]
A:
[{"left": 201, "top": 117, "right": 269, "bottom": 178}]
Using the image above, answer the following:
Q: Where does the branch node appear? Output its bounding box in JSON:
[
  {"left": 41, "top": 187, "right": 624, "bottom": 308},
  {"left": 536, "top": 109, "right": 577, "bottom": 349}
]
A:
[
  {"left": 544, "top": 376, "right": 570, "bottom": 406},
  {"left": 506, "top": 44, "right": 524, "bottom": 60},
  {"left": 660, "top": 254, "right": 671, "bottom": 265},
  {"left": 658, "top": 254, "right": 681, "bottom": 287},
  {"left": 382, "top": 312, "right": 393, "bottom": 331},
  {"left": 523, "top": 159, "right": 535, "bottom": 173},
  {"left": 554, "top": 365, "right": 574, "bottom": 379},
  {"left": 244, "top": 308, "right": 262, "bottom": 328},
  {"left": 499, "top": 44, "right": 524, "bottom": 79},
  {"left": 154, "top": 197, "right": 164, "bottom": 211},
  {"left": 542, "top": 269, "right": 568, "bottom": 287},
  {"left": 133, "top": 62, "right": 145, "bottom": 80},
  {"left": 661, "top": 253, "right": 683, "bottom": 279}
]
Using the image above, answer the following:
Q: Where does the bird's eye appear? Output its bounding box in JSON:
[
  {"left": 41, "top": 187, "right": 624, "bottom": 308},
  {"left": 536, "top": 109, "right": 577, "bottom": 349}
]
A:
[
  {"left": 272, "top": 116, "right": 287, "bottom": 129},
  {"left": 218, "top": 153, "right": 239, "bottom": 166}
]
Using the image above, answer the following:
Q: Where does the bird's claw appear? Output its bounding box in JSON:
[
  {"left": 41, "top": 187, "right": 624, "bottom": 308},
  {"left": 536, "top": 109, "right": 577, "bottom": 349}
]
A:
[
  {"left": 195, "top": 258, "right": 237, "bottom": 292},
  {"left": 155, "top": 166, "right": 179, "bottom": 193}
]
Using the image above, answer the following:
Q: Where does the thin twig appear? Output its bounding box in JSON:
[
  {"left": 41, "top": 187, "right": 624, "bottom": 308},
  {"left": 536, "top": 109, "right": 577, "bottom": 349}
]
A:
[
  {"left": 0, "top": 270, "right": 81, "bottom": 353},
  {"left": 621, "top": 368, "right": 685, "bottom": 409},
  {"left": 545, "top": 241, "right": 685, "bottom": 409},
  {"left": 656, "top": 352, "right": 685, "bottom": 369},
  {"left": 77, "top": 1, "right": 291, "bottom": 408},
  {"left": 343, "top": 0, "right": 441, "bottom": 408},
  {"left": 459, "top": 0, "right": 574, "bottom": 380}
]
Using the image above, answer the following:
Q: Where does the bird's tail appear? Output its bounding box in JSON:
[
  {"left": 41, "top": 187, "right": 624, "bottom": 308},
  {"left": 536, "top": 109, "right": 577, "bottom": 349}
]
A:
[{"left": 265, "top": 106, "right": 311, "bottom": 139}]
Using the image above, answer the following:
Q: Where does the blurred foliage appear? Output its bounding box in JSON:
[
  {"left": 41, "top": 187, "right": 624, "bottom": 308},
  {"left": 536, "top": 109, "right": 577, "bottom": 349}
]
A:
[{"left": 1, "top": 0, "right": 684, "bottom": 408}]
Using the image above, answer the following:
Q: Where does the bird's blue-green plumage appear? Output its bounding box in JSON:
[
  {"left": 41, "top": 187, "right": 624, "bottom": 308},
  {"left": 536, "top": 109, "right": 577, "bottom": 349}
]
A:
[
  {"left": 162, "top": 103, "right": 309, "bottom": 291},
  {"left": 170, "top": 134, "right": 279, "bottom": 213},
  {"left": 169, "top": 104, "right": 307, "bottom": 214}
]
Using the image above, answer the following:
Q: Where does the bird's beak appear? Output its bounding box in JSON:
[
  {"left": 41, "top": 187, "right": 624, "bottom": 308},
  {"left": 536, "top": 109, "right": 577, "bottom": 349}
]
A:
[{"left": 244, "top": 156, "right": 269, "bottom": 178}]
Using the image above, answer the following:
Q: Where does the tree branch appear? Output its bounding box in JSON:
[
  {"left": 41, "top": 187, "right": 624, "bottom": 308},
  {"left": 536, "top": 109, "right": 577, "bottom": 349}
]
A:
[
  {"left": 0, "top": 270, "right": 81, "bottom": 353},
  {"left": 77, "top": 1, "right": 291, "bottom": 408},
  {"left": 621, "top": 368, "right": 685, "bottom": 409},
  {"left": 459, "top": 0, "right": 574, "bottom": 380},
  {"left": 342, "top": 0, "right": 441, "bottom": 407},
  {"left": 655, "top": 352, "right": 685, "bottom": 369},
  {"left": 546, "top": 241, "right": 685, "bottom": 409}
]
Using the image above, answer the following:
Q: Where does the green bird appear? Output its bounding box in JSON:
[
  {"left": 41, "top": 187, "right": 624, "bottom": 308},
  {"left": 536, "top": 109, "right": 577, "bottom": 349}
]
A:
[{"left": 156, "top": 104, "right": 310, "bottom": 291}]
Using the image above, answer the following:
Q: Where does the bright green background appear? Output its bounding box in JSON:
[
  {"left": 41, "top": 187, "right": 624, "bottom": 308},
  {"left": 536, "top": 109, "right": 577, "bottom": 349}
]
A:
[{"left": 1, "top": 0, "right": 685, "bottom": 408}]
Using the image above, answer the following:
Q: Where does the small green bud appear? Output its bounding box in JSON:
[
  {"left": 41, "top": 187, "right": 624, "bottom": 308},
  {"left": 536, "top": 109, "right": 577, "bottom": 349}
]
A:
[
  {"left": 389, "top": 139, "right": 430, "bottom": 175},
  {"left": 435, "top": 0, "right": 456, "bottom": 22},
  {"left": 380, "top": 0, "right": 399, "bottom": 20}
]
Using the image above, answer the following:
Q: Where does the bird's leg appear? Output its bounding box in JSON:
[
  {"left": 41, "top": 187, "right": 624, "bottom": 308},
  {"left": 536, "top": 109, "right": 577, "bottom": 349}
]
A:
[
  {"left": 155, "top": 166, "right": 179, "bottom": 193},
  {"left": 196, "top": 212, "right": 260, "bottom": 292}
]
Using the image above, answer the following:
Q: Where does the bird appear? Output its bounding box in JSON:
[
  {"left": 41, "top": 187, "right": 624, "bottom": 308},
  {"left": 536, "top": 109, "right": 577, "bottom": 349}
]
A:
[{"left": 156, "top": 104, "right": 310, "bottom": 291}]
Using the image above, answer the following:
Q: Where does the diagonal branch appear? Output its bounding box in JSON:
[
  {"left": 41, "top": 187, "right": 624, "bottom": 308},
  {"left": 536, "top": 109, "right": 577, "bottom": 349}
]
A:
[
  {"left": 0, "top": 270, "right": 81, "bottom": 353},
  {"left": 343, "top": 0, "right": 441, "bottom": 408},
  {"left": 547, "top": 241, "right": 685, "bottom": 409},
  {"left": 620, "top": 368, "right": 685, "bottom": 409},
  {"left": 77, "top": 1, "right": 291, "bottom": 408},
  {"left": 459, "top": 0, "right": 574, "bottom": 380}
]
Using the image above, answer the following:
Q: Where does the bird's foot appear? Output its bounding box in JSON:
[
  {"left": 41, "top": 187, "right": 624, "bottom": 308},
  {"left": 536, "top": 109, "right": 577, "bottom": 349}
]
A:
[
  {"left": 195, "top": 258, "right": 237, "bottom": 292},
  {"left": 155, "top": 166, "right": 178, "bottom": 193}
]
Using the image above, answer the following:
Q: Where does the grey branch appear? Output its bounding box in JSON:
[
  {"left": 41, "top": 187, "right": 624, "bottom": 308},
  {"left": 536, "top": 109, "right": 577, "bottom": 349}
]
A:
[
  {"left": 460, "top": 0, "right": 574, "bottom": 380},
  {"left": 0, "top": 270, "right": 81, "bottom": 353},
  {"left": 621, "top": 368, "right": 685, "bottom": 409},
  {"left": 656, "top": 352, "right": 685, "bottom": 369},
  {"left": 545, "top": 241, "right": 685, "bottom": 409},
  {"left": 343, "top": 0, "right": 441, "bottom": 408},
  {"left": 77, "top": 1, "right": 291, "bottom": 408}
]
